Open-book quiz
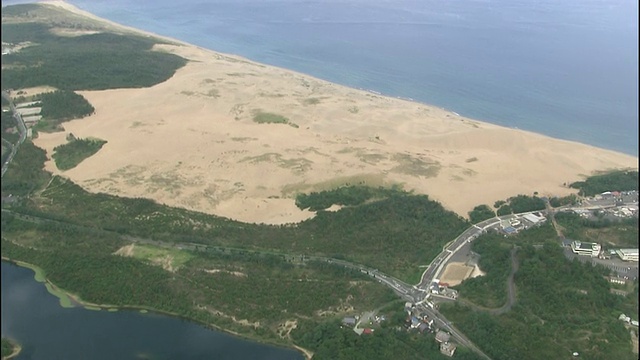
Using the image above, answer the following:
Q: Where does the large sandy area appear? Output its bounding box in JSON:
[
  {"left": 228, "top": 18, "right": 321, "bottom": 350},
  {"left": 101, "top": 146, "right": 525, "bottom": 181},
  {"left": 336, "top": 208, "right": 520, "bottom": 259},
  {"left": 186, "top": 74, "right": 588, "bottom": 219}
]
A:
[{"left": 27, "top": 1, "right": 639, "bottom": 224}]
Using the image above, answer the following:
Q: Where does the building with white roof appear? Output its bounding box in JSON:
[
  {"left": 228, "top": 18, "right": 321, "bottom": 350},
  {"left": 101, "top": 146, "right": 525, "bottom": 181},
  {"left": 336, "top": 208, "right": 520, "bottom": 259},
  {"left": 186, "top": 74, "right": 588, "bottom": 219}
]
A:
[
  {"left": 523, "top": 213, "right": 546, "bottom": 225},
  {"left": 571, "top": 241, "right": 601, "bottom": 257},
  {"left": 615, "top": 249, "right": 639, "bottom": 262}
]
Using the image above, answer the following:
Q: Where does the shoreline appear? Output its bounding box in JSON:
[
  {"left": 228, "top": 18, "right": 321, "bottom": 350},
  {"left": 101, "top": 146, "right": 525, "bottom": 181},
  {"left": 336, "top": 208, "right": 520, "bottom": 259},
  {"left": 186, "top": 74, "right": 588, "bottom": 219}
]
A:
[
  {"left": 2, "top": 338, "right": 22, "bottom": 360},
  {"left": 12, "top": 1, "right": 638, "bottom": 225},
  {"left": 52, "top": 1, "right": 637, "bottom": 157},
  {"left": 1, "top": 258, "right": 313, "bottom": 360},
  {"left": 42, "top": 0, "right": 635, "bottom": 157}
]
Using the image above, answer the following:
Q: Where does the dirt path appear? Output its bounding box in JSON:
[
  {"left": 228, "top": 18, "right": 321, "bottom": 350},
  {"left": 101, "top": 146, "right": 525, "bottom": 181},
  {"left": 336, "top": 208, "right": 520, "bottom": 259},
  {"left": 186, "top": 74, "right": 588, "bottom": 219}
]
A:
[{"left": 546, "top": 201, "right": 565, "bottom": 239}]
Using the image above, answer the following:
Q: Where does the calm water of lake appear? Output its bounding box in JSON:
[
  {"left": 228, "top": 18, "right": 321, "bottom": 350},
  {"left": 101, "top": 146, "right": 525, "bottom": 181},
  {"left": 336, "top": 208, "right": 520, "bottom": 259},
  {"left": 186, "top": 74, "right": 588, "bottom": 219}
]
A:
[{"left": 1, "top": 261, "right": 303, "bottom": 360}]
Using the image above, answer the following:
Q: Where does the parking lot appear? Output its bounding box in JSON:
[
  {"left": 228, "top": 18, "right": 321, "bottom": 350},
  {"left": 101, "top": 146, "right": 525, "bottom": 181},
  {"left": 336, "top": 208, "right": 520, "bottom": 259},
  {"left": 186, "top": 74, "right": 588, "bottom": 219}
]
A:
[{"left": 563, "top": 248, "right": 638, "bottom": 280}]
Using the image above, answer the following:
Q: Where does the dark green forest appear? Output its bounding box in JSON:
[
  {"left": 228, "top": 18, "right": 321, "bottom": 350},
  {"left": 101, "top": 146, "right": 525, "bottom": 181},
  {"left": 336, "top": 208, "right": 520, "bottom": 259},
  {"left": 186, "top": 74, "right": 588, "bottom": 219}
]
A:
[
  {"left": 555, "top": 211, "right": 639, "bottom": 248},
  {"left": 443, "top": 236, "right": 638, "bottom": 360},
  {"left": 1, "top": 140, "right": 51, "bottom": 197},
  {"left": 1, "top": 22, "right": 186, "bottom": 91},
  {"left": 570, "top": 170, "right": 638, "bottom": 196},
  {"left": 295, "top": 185, "right": 404, "bottom": 211},
  {"left": 467, "top": 204, "right": 495, "bottom": 223},
  {"left": 491, "top": 194, "right": 545, "bottom": 216},
  {"left": 37, "top": 90, "right": 95, "bottom": 122}
]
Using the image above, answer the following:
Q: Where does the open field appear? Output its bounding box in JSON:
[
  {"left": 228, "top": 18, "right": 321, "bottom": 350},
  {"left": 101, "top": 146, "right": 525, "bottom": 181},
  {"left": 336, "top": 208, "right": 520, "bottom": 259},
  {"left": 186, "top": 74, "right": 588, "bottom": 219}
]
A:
[{"left": 440, "top": 262, "right": 475, "bottom": 286}]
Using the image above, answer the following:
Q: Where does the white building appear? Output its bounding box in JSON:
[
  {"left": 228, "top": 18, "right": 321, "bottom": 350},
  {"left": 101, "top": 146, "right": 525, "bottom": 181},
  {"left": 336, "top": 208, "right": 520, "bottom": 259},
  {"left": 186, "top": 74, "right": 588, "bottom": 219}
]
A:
[
  {"left": 571, "top": 241, "right": 601, "bottom": 257},
  {"left": 615, "top": 249, "right": 639, "bottom": 262},
  {"left": 523, "top": 213, "right": 546, "bottom": 225}
]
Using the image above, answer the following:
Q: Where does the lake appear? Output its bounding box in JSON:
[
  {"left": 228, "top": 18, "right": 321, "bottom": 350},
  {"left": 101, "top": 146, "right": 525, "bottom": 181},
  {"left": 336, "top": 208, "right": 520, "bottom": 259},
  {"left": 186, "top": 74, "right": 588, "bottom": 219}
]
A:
[{"left": 1, "top": 261, "right": 303, "bottom": 360}]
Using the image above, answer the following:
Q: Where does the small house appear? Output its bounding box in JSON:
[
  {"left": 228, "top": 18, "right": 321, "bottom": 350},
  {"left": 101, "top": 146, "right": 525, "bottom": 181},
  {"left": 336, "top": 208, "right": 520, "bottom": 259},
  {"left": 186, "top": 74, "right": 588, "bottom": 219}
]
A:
[
  {"left": 440, "top": 342, "right": 457, "bottom": 357},
  {"left": 342, "top": 317, "right": 357, "bottom": 327},
  {"left": 435, "top": 330, "right": 451, "bottom": 343}
]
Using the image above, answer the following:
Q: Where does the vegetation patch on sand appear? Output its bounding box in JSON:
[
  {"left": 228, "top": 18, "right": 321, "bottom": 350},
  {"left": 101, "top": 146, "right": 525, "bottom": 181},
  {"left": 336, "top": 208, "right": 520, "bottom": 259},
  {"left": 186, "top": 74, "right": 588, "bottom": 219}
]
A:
[
  {"left": 37, "top": 90, "right": 94, "bottom": 122},
  {"left": 570, "top": 170, "right": 638, "bottom": 196},
  {"left": 239, "top": 153, "right": 312, "bottom": 174},
  {"left": 295, "top": 185, "right": 404, "bottom": 211},
  {"left": 252, "top": 110, "right": 298, "bottom": 128},
  {"left": 52, "top": 134, "right": 107, "bottom": 170},
  {"left": 281, "top": 173, "right": 388, "bottom": 197},
  {"left": 390, "top": 153, "right": 440, "bottom": 177}
]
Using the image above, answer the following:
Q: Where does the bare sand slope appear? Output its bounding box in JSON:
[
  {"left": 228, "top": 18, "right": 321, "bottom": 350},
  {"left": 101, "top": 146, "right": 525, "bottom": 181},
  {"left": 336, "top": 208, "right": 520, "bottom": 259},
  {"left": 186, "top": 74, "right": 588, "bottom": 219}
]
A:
[{"left": 31, "top": 1, "right": 638, "bottom": 224}]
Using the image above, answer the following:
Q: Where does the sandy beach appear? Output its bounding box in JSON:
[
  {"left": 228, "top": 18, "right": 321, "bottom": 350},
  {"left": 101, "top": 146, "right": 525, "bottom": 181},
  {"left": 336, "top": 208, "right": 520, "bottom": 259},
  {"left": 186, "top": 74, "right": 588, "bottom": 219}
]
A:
[{"left": 27, "top": 1, "right": 639, "bottom": 224}]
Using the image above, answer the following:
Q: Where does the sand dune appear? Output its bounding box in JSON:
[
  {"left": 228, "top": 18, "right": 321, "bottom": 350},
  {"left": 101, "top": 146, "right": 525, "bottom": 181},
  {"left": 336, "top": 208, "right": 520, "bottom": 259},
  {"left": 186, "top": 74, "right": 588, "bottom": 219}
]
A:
[{"left": 30, "top": 1, "right": 638, "bottom": 224}]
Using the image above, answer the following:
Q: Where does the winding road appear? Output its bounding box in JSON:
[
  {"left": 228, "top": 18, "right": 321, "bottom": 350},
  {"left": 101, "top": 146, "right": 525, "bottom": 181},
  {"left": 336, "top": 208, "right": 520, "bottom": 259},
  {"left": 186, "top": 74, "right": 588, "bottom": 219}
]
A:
[{"left": 458, "top": 247, "right": 519, "bottom": 316}]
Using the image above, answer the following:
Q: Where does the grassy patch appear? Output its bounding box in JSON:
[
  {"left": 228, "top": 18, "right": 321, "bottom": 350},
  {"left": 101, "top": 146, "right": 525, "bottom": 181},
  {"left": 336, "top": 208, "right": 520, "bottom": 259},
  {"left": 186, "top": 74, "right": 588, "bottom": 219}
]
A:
[
  {"left": 52, "top": 135, "right": 107, "bottom": 170},
  {"left": 302, "top": 97, "right": 321, "bottom": 105},
  {"left": 119, "top": 243, "right": 194, "bottom": 271},
  {"left": 390, "top": 153, "right": 440, "bottom": 178},
  {"left": 252, "top": 110, "right": 298, "bottom": 128},
  {"left": 281, "top": 174, "right": 388, "bottom": 197},
  {"left": 239, "top": 153, "right": 312, "bottom": 174}
]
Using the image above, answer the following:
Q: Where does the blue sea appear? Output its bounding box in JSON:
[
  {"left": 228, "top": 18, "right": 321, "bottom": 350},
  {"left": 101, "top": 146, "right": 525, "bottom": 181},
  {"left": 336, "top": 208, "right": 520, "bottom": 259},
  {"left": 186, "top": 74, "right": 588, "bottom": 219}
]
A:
[{"left": 4, "top": 0, "right": 639, "bottom": 155}]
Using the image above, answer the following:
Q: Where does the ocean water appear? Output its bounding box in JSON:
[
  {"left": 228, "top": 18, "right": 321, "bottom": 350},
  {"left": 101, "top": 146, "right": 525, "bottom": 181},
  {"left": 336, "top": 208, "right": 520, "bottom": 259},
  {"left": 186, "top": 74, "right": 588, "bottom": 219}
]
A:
[{"left": 3, "top": 0, "right": 638, "bottom": 155}]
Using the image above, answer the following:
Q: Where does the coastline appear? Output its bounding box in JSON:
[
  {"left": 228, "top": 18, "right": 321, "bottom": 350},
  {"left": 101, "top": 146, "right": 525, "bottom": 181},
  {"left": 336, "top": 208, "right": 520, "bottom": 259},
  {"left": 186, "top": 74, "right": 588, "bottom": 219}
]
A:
[
  {"left": 15, "top": 1, "right": 639, "bottom": 226},
  {"left": 1, "top": 338, "right": 21, "bottom": 360},
  {"left": 0, "top": 258, "right": 313, "bottom": 360}
]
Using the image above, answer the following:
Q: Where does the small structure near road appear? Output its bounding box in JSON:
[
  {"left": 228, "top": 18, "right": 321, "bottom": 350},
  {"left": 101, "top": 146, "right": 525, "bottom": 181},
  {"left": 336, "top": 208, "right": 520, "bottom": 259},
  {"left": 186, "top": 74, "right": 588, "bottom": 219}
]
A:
[
  {"left": 342, "top": 317, "right": 357, "bottom": 327},
  {"left": 523, "top": 212, "right": 546, "bottom": 225},
  {"left": 435, "top": 330, "right": 451, "bottom": 343},
  {"left": 440, "top": 341, "right": 457, "bottom": 357}
]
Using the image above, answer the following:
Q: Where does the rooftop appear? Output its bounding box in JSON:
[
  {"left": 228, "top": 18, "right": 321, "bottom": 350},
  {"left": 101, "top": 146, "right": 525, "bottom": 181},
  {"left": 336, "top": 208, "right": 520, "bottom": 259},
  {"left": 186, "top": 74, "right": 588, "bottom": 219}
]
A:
[{"left": 617, "top": 249, "right": 639, "bottom": 256}]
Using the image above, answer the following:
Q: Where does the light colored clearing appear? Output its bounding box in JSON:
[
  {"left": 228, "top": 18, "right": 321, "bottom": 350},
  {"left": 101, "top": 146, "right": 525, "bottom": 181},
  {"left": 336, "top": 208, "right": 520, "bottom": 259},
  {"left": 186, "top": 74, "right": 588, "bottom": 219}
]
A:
[
  {"left": 469, "top": 264, "right": 486, "bottom": 279},
  {"left": 440, "top": 262, "right": 474, "bottom": 286},
  {"left": 201, "top": 306, "right": 260, "bottom": 329},
  {"left": 325, "top": 204, "right": 343, "bottom": 212},
  {"left": 203, "top": 268, "right": 247, "bottom": 277},
  {"left": 114, "top": 244, "right": 135, "bottom": 257},
  {"left": 277, "top": 319, "right": 298, "bottom": 339},
  {"left": 113, "top": 243, "right": 192, "bottom": 272},
  {"left": 32, "top": 1, "right": 639, "bottom": 225},
  {"left": 49, "top": 27, "right": 101, "bottom": 37}
]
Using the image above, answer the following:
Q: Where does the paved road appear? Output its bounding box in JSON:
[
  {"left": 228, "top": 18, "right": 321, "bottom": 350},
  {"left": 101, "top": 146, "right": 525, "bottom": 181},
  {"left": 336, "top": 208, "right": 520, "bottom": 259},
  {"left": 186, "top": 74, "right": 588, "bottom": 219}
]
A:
[
  {"left": 4, "top": 201, "right": 636, "bottom": 360},
  {"left": 1, "top": 91, "right": 28, "bottom": 178}
]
